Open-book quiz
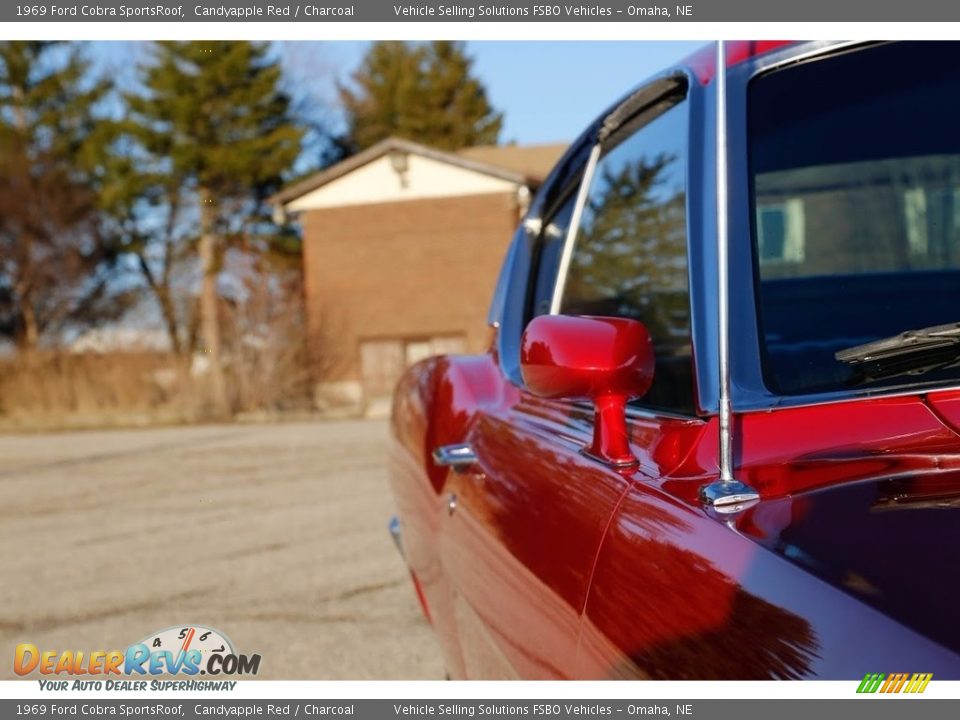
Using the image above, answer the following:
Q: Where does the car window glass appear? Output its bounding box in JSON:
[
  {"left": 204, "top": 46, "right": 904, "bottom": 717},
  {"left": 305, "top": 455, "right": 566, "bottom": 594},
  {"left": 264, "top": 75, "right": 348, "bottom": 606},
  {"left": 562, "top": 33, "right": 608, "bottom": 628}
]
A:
[
  {"left": 559, "top": 100, "right": 693, "bottom": 415},
  {"left": 750, "top": 42, "right": 960, "bottom": 396}
]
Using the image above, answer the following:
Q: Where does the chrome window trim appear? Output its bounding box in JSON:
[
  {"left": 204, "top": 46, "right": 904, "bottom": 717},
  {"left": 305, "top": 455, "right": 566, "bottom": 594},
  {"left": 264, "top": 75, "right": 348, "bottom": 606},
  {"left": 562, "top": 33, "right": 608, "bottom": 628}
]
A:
[
  {"left": 744, "top": 40, "right": 871, "bottom": 76},
  {"left": 548, "top": 142, "right": 601, "bottom": 315},
  {"left": 486, "top": 232, "right": 521, "bottom": 329},
  {"left": 745, "top": 381, "right": 960, "bottom": 414}
]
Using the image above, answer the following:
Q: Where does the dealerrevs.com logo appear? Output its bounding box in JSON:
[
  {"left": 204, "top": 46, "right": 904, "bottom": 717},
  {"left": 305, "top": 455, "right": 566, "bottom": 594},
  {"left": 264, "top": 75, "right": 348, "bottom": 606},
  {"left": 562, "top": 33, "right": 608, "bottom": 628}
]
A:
[
  {"left": 857, "top": 673, "right": 933, "bottom": 694},
  {"left": 14, "top": 625, "right": 261, "bottom": 679}
]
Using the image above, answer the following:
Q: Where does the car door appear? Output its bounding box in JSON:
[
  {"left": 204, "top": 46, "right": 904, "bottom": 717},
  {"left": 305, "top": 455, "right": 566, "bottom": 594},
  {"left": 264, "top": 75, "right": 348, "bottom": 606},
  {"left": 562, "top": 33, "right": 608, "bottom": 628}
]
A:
[{"left": 434, "top": 78, "right": 704, "bottom": 679}]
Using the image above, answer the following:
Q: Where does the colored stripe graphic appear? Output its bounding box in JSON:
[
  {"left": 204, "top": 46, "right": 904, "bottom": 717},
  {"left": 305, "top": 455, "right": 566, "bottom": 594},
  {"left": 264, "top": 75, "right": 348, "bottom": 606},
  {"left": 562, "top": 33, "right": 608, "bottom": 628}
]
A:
[
  {"left": 857, "top": 672, "right": 931, "bottom": 694},
  {"left": 888, "top": 673, "right": 906, "bottom": 693},
  {"left": 909, "top": 673, "right": 933, "bottom": 693},
  {"left": 857, "top": 673, "right": 885, "bottom": 693}
]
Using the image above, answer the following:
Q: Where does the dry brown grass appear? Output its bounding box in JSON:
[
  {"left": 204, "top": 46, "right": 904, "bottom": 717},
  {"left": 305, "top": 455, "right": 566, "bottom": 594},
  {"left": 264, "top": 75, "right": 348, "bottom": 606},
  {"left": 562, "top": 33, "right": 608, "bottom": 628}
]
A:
[
  {"left": 0, "top": 343, "right": 325, "bottom": 432},
  {"left": 0, "top": 269, "right": 340, "bottom": 430},
  {"left": 0, "top": 351, "right": 195, "bottom": 430}
]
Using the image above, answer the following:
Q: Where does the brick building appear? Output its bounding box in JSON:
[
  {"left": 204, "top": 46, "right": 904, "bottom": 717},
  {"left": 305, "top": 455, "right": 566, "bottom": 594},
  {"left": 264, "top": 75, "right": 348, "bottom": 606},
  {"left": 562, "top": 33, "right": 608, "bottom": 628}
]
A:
[{"left": 270, "top": 137, "right": 566, "bottom": 415}]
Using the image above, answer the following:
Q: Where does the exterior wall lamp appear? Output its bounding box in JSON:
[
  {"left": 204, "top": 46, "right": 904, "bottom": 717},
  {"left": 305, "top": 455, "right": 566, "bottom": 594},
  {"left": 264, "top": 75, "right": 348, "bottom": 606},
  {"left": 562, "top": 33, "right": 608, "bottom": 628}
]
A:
[{"left": 388, "top": 150, "right": 410, "bottom": 188}]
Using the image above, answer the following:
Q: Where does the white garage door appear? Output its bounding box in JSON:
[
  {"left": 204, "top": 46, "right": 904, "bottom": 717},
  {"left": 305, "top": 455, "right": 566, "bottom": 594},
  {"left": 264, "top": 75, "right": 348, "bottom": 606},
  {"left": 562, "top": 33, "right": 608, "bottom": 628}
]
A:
[{"left": 360, "top": 335, "right": 466, "bottom": 416}]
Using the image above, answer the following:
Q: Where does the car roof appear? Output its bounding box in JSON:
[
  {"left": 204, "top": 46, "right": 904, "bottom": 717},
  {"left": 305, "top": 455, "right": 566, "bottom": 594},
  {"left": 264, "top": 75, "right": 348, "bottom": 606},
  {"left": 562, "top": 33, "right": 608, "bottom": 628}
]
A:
[{"left": 680, "top": 40, "right": 797, "bottom": 84}]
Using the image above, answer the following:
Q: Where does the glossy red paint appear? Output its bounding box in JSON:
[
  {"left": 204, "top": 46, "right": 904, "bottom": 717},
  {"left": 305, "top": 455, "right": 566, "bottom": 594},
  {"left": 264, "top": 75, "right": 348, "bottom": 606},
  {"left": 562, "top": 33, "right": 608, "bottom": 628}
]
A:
[
  {"left": 408, "top": 569, "right": 432, "bottom": 624},
  {"left": 579, "top": 475, "right": 960, "bottom": 679},
  {"left": 520, "top": 315, "right": 655, "bottom": 400},
  {"left": 389, "top": 351, "right": 635, "bottom": 678},
  {"left": 440, "top": 405, "right": 632, "bottom": 678},
  {"left": 391, "top": 348, "right": 704, "bottom": 677},
  {"left": 580, "top": 389, "right": 960, "bottom": 678},
  {"left": 659, "top": 394, "right": 960, "bottom": 504},
  {"left": 389, "top": 345, "right": 960, "bottom": 678},
  {"left": 921, "top": 389, "right": 960, "bottom": 435},
  {"left": 521, "top": 315, "right": 655, "bottom": 468}
]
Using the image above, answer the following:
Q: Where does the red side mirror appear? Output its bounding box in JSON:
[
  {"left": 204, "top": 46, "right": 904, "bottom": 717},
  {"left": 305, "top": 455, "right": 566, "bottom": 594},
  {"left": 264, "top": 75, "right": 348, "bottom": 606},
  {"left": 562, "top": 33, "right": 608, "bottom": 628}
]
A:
[{"left": 520, "top": 315, "right": 655, "bottom": 469}]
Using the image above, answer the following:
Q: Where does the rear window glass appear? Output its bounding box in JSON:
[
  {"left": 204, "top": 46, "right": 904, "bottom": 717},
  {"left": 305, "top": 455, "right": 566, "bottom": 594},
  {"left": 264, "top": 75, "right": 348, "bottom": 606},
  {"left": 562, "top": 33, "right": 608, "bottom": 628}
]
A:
[{"left": 749, "top": 42, "right": 960, "bottom": 396}]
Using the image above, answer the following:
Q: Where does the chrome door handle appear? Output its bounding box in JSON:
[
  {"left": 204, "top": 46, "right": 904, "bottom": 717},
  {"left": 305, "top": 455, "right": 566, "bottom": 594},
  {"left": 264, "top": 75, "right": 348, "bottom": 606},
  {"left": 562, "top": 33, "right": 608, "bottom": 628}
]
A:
[{"left": 432, "top": 443, "right": 478, "bottom": 469}]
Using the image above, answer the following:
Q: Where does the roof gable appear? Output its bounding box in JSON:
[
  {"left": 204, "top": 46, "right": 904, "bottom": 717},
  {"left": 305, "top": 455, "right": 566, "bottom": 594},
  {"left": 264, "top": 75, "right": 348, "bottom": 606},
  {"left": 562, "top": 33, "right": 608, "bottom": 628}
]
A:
[
  {"left": 271, "top": 137, "right": 567, "bottom": 212},
  {"left": 284, "top": 151, "right": 522, "bottom": 213}
]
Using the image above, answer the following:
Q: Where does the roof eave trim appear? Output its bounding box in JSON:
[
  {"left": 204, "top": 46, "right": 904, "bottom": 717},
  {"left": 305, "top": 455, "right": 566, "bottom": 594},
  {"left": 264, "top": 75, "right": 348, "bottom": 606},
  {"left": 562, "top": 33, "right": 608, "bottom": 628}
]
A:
[{"left": 268, "top": 137, "right": 534, "bottom": 208}]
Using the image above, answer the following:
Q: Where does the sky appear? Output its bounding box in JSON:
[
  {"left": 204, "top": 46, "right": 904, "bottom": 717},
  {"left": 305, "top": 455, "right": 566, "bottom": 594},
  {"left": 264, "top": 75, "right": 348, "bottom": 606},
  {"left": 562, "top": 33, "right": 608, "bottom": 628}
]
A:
[
  {"left": 460, "top": 41, "right": 704, "bottom": 143},
  {"left": 90, "top": 40, "right": 704, "bottom": 147},
  {"left": 38, "top": 40, "right": 706, "bottom": 345}
]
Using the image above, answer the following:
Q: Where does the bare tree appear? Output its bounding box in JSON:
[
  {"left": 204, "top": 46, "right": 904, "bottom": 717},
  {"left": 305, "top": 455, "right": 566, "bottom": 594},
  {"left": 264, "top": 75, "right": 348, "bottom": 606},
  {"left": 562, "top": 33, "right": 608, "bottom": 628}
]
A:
[{"left": 0, "top": 42, "right": 124, "bottom": 350}]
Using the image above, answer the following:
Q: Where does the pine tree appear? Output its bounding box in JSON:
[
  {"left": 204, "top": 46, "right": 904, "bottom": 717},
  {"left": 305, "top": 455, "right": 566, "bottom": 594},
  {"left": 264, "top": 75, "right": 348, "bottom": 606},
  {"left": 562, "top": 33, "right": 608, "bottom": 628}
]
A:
[
  {"left": 339, "top": 41, "right": 502, "bottom": 152},
  {"left": 0, "top": 41, "right": 120, "bottom": 350},
  {"left": 125, "top": 41, "right": 303, "bottom": 416},
  {"left": 564, "top": 153, "right": 688, "bottom": 341}
]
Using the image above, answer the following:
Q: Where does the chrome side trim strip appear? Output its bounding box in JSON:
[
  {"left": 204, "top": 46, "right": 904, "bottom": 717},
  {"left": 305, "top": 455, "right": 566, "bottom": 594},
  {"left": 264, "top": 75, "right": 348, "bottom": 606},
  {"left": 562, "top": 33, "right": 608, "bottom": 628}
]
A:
[{"left": 388, "top": 515, "right": 404, "bottom": 558}]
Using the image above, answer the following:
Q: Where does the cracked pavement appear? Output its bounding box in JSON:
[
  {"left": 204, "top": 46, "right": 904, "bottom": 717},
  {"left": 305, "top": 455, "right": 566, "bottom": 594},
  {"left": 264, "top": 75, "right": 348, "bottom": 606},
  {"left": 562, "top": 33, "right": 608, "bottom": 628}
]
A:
[{"left": 0, "top": 419, "right": 445, "bottom": 679}]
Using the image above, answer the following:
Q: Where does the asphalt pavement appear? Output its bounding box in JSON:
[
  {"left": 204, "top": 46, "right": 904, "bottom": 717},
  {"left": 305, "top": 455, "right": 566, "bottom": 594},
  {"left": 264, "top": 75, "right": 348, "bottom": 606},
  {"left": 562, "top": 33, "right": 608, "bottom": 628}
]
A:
[{"left": 0, "top": 419, "right": 445, "bottom": 680}]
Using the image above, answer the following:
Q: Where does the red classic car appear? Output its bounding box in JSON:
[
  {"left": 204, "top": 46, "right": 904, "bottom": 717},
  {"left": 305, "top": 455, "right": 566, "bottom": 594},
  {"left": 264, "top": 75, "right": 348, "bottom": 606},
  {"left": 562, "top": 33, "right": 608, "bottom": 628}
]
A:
[{"left": 387, "top": 41, "right": 960, "bottom": 679}]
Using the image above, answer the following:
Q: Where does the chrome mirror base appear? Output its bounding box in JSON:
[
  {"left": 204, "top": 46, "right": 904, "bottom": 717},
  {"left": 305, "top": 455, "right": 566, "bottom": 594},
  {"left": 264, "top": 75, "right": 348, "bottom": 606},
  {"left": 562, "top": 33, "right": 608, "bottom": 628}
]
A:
[{"left": 699, "top": 479, "right": 760, "bottom": 514}]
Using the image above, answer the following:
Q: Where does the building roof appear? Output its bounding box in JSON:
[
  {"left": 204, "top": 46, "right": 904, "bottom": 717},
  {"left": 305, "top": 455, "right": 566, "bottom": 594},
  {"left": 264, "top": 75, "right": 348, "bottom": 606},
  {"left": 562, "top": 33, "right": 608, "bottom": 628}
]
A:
[
  {"left": 269, "top": 137, "right": 568, "bottom": 208},
  {"left": 456, "top": 143, "right": 568, "bottom": 185}
]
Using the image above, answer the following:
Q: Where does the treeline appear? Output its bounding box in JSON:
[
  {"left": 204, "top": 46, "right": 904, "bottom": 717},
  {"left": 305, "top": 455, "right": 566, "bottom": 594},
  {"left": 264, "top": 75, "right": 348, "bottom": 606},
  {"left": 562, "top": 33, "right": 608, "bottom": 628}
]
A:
[{"left": 0, "top": 40, "right": 501, "bottom": 426}]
